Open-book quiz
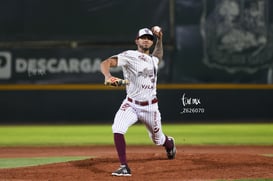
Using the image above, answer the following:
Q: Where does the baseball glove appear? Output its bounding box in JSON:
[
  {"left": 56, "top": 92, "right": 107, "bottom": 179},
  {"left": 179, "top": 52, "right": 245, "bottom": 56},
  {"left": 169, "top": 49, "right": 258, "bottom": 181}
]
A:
[{"left": 104, "top": 77, "right": 129, "bottom": 87}]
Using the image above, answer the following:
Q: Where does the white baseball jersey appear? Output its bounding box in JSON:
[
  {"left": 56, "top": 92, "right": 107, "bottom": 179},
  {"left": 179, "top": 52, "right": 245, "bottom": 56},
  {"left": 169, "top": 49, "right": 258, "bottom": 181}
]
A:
[
  {"left": 111, "top": 50, "right": 166, "bottom": 146},
  {"left": 116, "top": 50, "right": 159, "bottom": 101}
]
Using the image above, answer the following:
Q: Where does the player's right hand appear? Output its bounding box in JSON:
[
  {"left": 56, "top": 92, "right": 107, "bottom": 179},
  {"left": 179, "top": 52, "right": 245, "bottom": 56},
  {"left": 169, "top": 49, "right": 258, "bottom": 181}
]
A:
[{"left": 151, "top": 26, "right": 163, "bottom": 39}]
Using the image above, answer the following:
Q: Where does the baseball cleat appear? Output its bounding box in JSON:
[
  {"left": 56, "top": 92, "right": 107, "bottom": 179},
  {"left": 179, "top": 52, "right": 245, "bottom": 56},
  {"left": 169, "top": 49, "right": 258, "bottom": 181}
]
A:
[
  {"left": 112, "top": 165, "right": 132, "bottom": 176},
  {"left": 165, "top": 137, "right": 176, "bottom": 159}
]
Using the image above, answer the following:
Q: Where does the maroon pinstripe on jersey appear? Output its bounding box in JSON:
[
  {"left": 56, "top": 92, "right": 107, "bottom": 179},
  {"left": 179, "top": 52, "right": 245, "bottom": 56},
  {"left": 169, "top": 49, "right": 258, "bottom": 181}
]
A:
[
  {"left": 111, "top": 50, "right": 166, "bottom": 145},
  {"left": 116, "top": 50, "right": 159, "bottom": 101}
]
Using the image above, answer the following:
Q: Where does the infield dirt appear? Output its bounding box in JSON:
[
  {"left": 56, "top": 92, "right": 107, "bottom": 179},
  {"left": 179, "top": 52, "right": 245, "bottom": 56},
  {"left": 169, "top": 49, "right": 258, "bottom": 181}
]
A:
[{"left": 0, "top": 145, "right": 273, "bottom": 181}]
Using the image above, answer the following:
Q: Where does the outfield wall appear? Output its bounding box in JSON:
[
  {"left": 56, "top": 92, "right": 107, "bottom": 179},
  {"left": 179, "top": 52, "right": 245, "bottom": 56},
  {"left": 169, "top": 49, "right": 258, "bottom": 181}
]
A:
[
  {"left": 1, "top": 84, "right": 272, "bottom": 124},
  {"left": 1, "top": 1, "right": 273, "bottom": 124}
]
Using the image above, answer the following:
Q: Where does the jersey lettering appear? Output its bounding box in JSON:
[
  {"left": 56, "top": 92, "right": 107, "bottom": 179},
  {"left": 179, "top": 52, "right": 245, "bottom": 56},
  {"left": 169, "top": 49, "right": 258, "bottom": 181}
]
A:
[
  {"left": 141, "top": 84, "right": 154, "bottom": 89},
  {"left": 138, "top": 68, "right": 153, "bottom": 78},
  {"left": 117, "top": 50, "right": 158, "bottom": 100}
]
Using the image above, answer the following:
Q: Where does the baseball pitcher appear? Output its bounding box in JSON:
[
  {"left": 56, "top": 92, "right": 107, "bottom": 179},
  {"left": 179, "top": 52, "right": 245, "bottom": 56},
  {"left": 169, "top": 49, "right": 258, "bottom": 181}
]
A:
[{"left": 100, "top": 26, "right": 176, "bottom": 177}]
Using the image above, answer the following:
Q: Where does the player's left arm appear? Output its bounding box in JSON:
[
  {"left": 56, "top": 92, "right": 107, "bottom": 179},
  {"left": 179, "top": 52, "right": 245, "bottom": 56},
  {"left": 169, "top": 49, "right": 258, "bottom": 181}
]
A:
[{"left": 152, "top": 31, "right": 163, "bottom": 64}]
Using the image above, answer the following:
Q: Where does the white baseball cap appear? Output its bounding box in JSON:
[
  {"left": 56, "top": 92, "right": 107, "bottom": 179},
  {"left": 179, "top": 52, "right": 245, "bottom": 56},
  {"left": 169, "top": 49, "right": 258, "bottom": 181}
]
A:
[{"left": 136, "top": 28, "right": 154, "bottom": 40}]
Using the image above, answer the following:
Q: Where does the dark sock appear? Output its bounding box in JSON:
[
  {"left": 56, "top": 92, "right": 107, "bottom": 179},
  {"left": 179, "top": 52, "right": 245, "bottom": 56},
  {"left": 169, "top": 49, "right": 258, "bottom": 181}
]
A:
[
  {"left": 114, "top": 133, "right": 127, "bottom": 165},
  {"left": 163, "top": 135, "right": 173, "bottom": 150}
]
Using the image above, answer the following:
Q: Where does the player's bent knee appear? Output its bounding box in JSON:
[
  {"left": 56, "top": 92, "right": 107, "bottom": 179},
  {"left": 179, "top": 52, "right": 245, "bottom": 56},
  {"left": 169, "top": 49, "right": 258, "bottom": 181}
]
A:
[{"left": 112, "top": 125, "right": 126, "bottom": 135}]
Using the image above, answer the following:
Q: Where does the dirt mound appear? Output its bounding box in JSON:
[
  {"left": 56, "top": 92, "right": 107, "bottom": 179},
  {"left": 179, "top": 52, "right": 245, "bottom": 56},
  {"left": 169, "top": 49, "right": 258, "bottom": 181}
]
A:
[{"left": 0, "top": 146, "right": 273, "bottom": 181}]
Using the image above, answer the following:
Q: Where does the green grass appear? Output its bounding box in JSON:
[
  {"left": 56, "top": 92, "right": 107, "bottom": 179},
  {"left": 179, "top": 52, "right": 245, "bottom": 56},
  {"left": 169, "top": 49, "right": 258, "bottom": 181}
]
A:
[
  {"left": 0, "top": 123, "right": 272, "bottom": 146},
  {"left": 0, "top": 123, "right": 272, "bottom": 172},
  {"left": 167, "top": 123, "right": 273, "bottom": 145},
  {"left": 0, "top": 156, "right": 90, "bottom": 168}
]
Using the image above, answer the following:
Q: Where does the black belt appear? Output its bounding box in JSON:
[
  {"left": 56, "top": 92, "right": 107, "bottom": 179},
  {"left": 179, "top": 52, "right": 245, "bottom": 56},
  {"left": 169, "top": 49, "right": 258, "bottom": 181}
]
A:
[{"left": 127, "top": 97, "right": 158, "bottom": 106}]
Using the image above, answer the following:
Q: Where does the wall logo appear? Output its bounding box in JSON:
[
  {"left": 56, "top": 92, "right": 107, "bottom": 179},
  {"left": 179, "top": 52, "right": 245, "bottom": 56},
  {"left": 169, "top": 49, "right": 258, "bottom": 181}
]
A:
[
  {"left": 0, "top": 52, "right": 12, "bottom": 79},
  {"left": 201, "top": 0, "right": 273, "bottom": 73},
  {"left": 180, "top": 93, "right": 205, "bottom": 114}
]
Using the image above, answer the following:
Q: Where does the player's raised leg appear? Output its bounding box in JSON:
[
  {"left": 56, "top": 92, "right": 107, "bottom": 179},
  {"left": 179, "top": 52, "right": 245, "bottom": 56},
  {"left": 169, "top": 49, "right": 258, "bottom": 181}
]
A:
[{"left": 142, "top": 108, "right": 176, "bottom": 159}]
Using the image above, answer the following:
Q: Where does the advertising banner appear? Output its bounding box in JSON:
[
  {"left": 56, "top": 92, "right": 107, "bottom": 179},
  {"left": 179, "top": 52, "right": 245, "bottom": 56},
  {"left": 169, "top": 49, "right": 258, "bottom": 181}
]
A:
[{"left": 0, "top": 48, "right": 171, "bottom": 84}]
